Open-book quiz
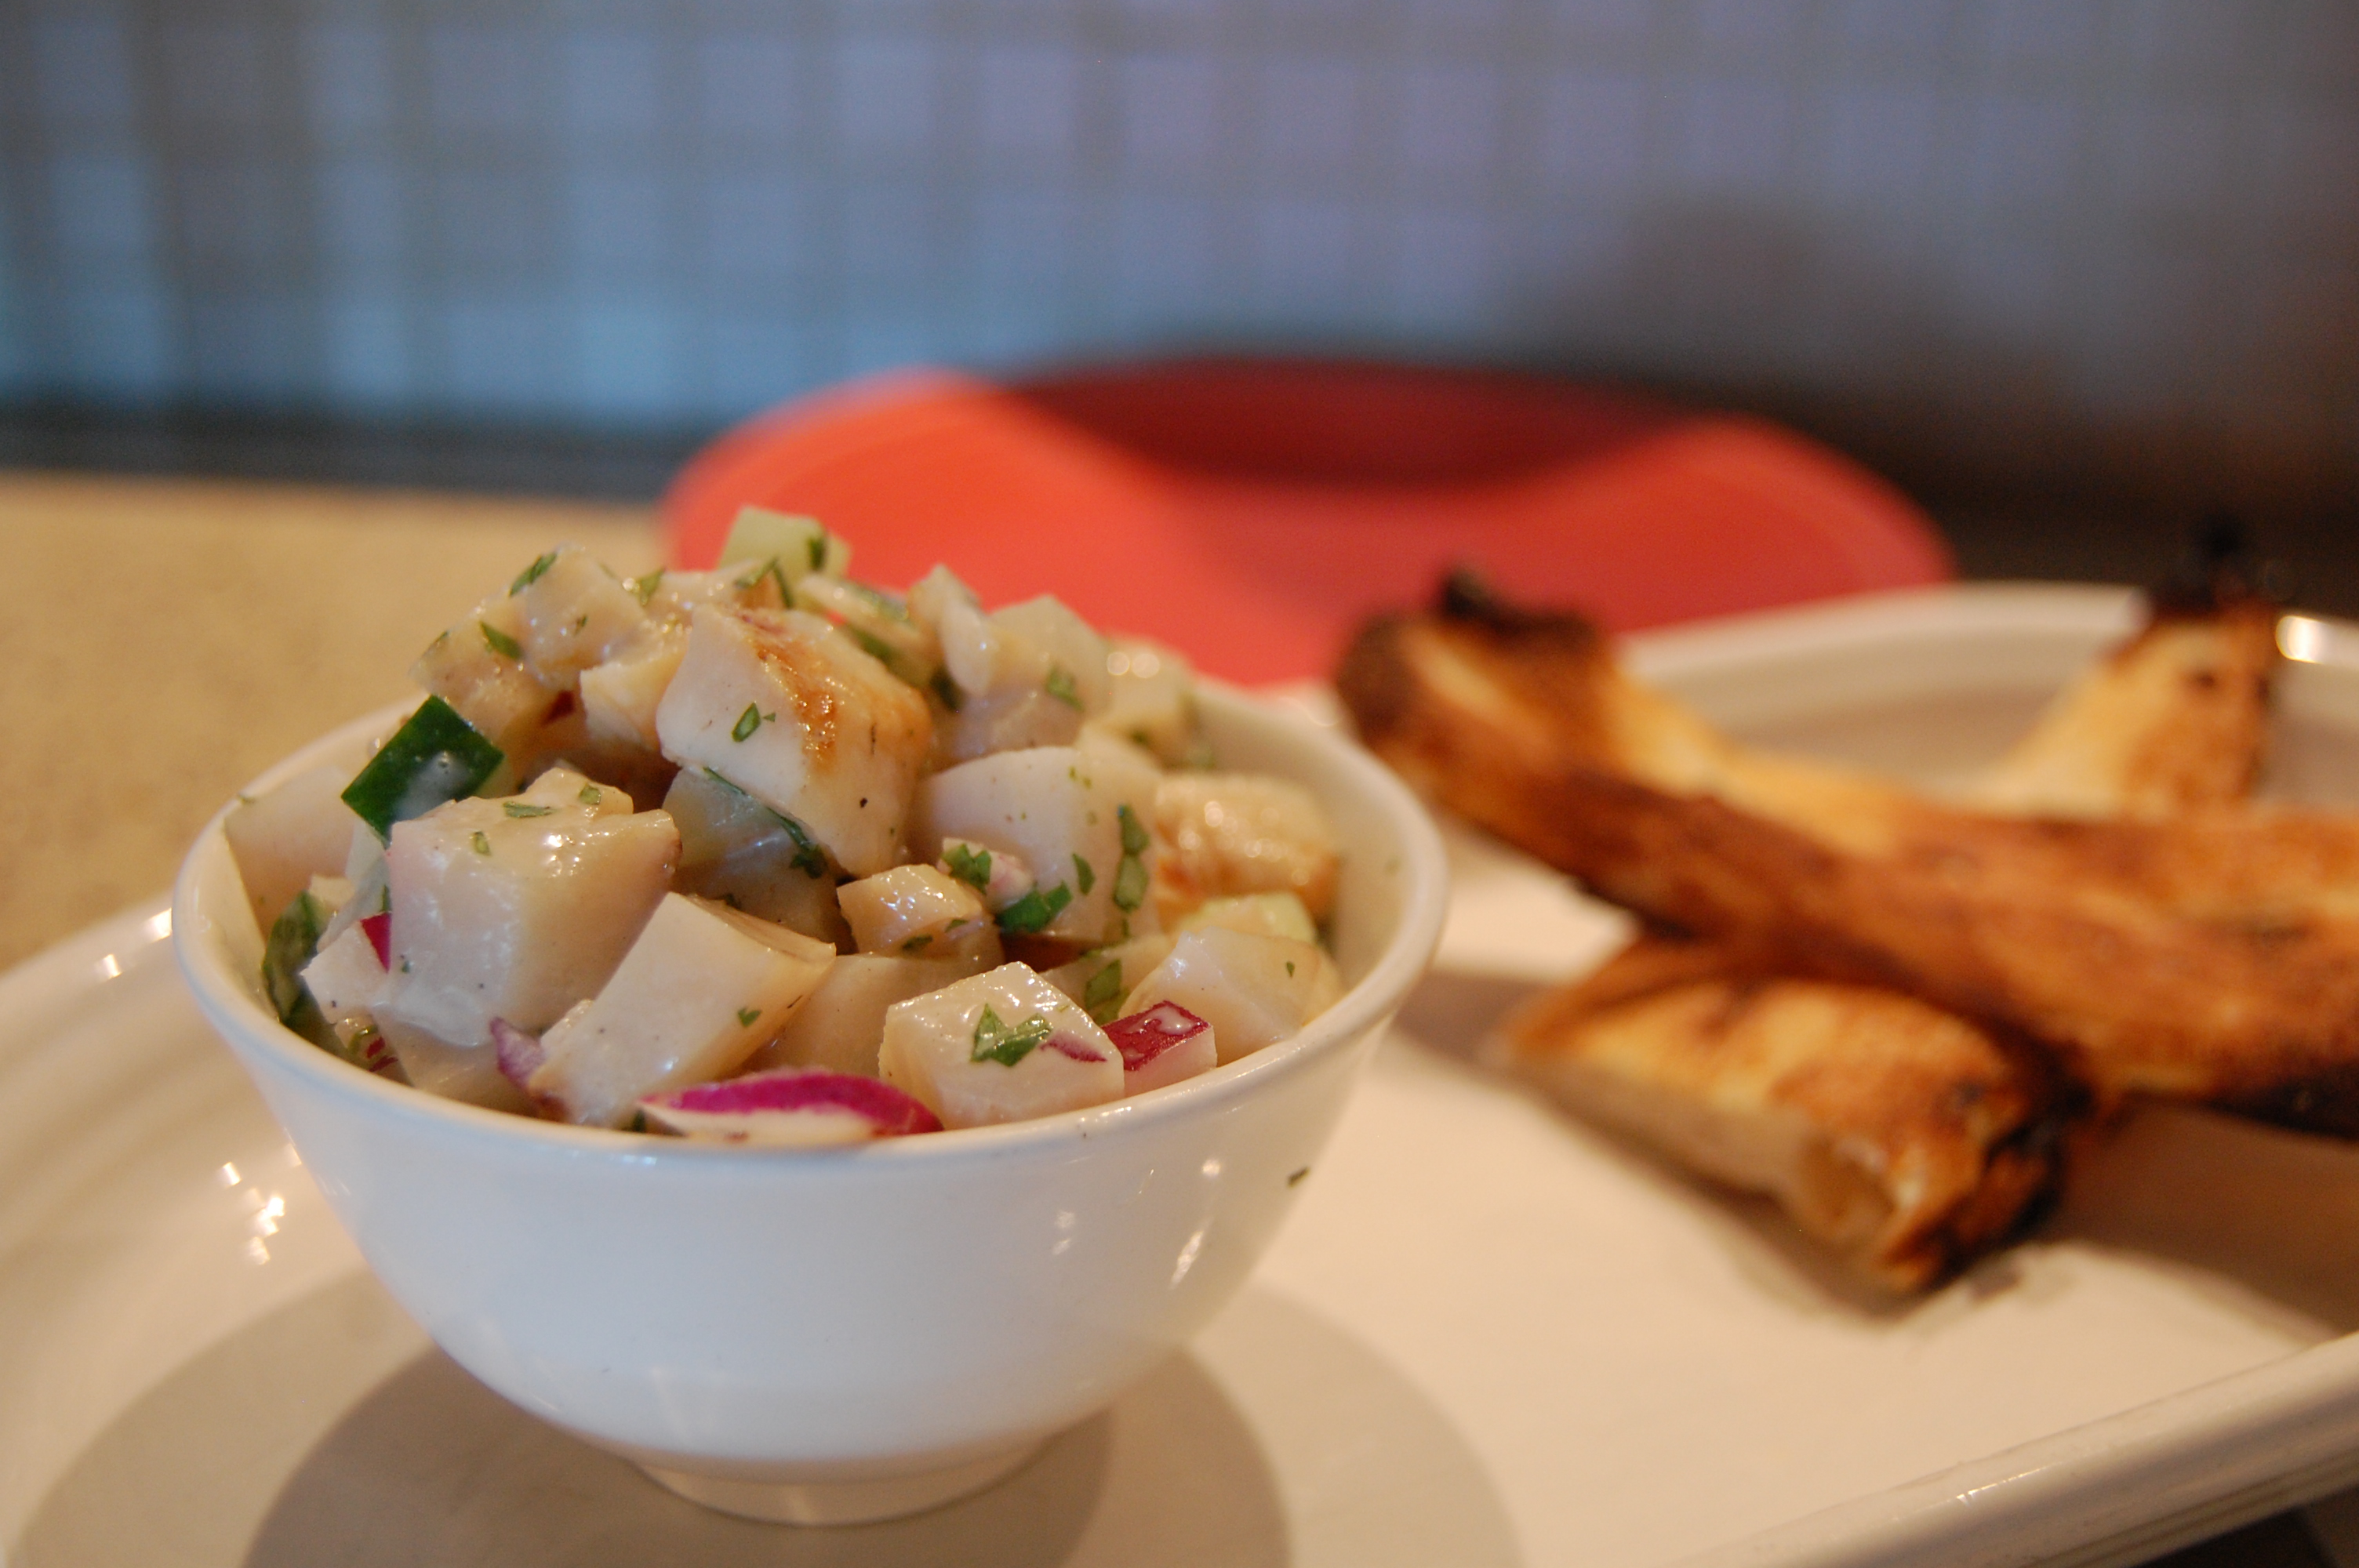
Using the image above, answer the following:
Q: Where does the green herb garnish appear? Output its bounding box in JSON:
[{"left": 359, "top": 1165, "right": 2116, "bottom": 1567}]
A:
[
  {"left": 943, "top": 842, "right": 992, "bottom": 891},
  {"left": 903, "top": 933, "right": 934, "bottom": 953},
  {"left": 1082, "top": 960, "right": 1125, "bottom": 1023},
  {"left": 929, "top": 668, "right": 965, "bottom": 712},
  {"left": 736, "top": 1007, "right": 761, "bottom": 1027},
  {"left": 480, "top": 621, "right": 523, "bottom": 660},
  {"left": 471, "top": 830, "right": 492, "bottom": 855},
  {"left": 1285, "top": 960, "right": 1296, "bottom": 977},
  {"left": 509, "top": 551, "right": 558, "bottom": 595},
  {"left": 503, "top": 800, "right": 554, "bottom": 818},
  {"left": 578, "top": 783, "right": 602, "bottom": 806},
  {"left": 808, "top": 532, "right": 828, "bottom": 572},
  {"left": 971, "top": 1005, "right": 1052, "bottom": 1066},
  {"left": 630, "top": 568, "right": 663, "bottom": 605},
  {"left": 260, "top": 889, "right": 334, "bottom": 1047},
  {"left": 1111, "top": 854, "right": 1147, "bottom": 913},
  {"left": 997, "top": 883, "right": 1072, "bottom": 935},
  {"left": 734, "top": 555, "right": 791, "bottom": 605},
  {"left": 1118, "top": 804, "right": 1150, "bottom": 857},
  {"left": 1045, "top": 664, "right": 1081, "bottom": 709},
  {"left": 341, "top": 695, "right": 505, "bottom": 839},
  {"left": 850, "top": 627, "right": 896, "bottom": 666},
  {"left": 732, "top": 703, "right": 766, "bottom": 742},
  {"left": 769, "top": 808, "right": 828, "bottom": 877},
  {"left": 1072, "top": 854, "right": 1096, "bottom": 895}
]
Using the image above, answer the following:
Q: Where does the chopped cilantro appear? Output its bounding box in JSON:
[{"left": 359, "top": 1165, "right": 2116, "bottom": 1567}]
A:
[
  {"left": 736, "top": 1007, "right": 761, "bottom": 1027},
  {"left": 767, "top": 807, "right": 829, "bottom": 877},
  {"left": 997, "top": 883, "right": 1072, "bottom": 935},
  {"left": 1118, "top": 803, "right": 1150, "bottom": 857},
  {"left": 480, "top": 621, "right": 523, "bottom": 660},
  {"left": 1072, "top": 853, "right": 1096, "bottom": 895},
  {"left": 1285, "top": 960, "right": 1296, "bottom": 977},
  {"left": 503, "top": 800, "right": 554, "bottom": 818},
  {"left": 471, "top": 830, "right": 492, "bottom": 856},
  {"left": 971, "top": 1005, "right": 1052, "bottom": 1066},
  {"left": 1112, "top": 854, "right": 1147, "bottom": 913},
  {"left": 902, "top": 933, "right": 935, "bottom": 953},
  {"left": 630, "top": 568, "right": 663, "bottom": 605},
  {"left": 1045, "top": 664, "right": 1081, "bottom": 709},
  {"left": 509, "top": 551, "right": 558, "bottom": 595},
  {"left": 943, "top": 842, "right": 992, "bottom": 891},
  {"left": 1082, "top": 960, "right": 1125, "bottom": 1023},
  {"left": 929, "top": 668, "right": 965, "bottom": 712},
  {"left": 807, "top": 531, "right": 828, "bottom": 572},
  {"left": 850, "top": 627, "right": 896, "bottom": 666},
  {"left": 578, "top": 783, "right": 602, "bottom": 806},
  {"left": 735, "top": 555, "right": 791, "bottom": 604},
  {"left": 732, "top": 703, "right": 766, "bottom": 742}
]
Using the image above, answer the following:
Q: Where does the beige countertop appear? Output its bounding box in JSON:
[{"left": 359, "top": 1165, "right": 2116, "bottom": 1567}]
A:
[{"left": 0, "top": 471, "right": 660, "bottom": 971}]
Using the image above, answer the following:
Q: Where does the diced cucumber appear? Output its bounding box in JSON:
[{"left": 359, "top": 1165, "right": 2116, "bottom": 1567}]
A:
[
  {"left": 718, "top": 506, "right": 850, "bottom": 580},
  {"left": 341, "top": 695, "right": 506, "bottom": 839},
  {"left": 261, "top": 888, "right": 337, "bottom": 1049}
]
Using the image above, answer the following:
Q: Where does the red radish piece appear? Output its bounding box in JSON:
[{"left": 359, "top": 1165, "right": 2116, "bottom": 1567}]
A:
[
  {"left": 1045, "top": 1033, "right": 1107, "bottom": 1064},
  {"left": 642, "top": 1069, "right": 943, "bottom": 1145},
  {"left": 1106, "top": 1003, "right": 1217, "bottom": 1096},
  {"left": 491, "top": 1018, "right": 546, "bottom": 1089},
  {"left": 361, "top": 911, "right": 392, "bottom": 968}
]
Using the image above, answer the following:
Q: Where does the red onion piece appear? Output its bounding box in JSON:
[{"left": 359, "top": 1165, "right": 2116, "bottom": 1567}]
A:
[
  {"left": 652, "top": 1069, "right": 943, "bottom": 1137},
  {"left": 1045, "top": 1033, "right": 1108, "bottom": 1064},
  {"left": 360, "top": 911, "right": 392, "bottom": 969},
  {"left": 490, "top": 1018, "right": 544, "bottom": 1088},
  {"left": 1105, "top": 1002, "right": 1209, "bottom": 1073}
]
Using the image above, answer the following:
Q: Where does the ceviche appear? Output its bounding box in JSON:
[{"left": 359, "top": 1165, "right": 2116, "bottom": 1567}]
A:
[{"left": 224, "top": 510, "right": 1344, "bottom": 1145}]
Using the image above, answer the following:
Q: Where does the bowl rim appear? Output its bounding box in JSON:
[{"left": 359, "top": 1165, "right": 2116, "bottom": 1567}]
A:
[{"left": 172, "top": 681, "right": 1450, "bottom": 1172}]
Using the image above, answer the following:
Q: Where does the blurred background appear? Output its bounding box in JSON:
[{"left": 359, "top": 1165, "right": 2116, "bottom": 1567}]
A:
[{"left": 0, "top": 0, "right": 2352, "bottom": 593}]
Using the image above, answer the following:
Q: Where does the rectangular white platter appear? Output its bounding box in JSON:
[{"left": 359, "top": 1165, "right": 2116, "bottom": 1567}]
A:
[
  {"left": 1257, "top": 583, "right": 2359, "bottom": 1568},
  {"left": 7, "top": 583, "right": 2359, "bottom": 1568}
]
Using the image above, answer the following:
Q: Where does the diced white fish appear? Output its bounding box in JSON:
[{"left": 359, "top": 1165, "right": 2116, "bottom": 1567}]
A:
[
  {"left": 1092, "top": 639, "right": 1202, "bottom": 766},
  {"left": 837, "top": 864, "right": 993, "bottom": 957},
  {"left": 1121, "top": 926, "right": 1341, "bottom": 1065},
  {"left": 224, "top": 765, "right": 366, "bottom": 935},
  {"left": 1152, "top": 772, "right": 1340, "bottom": 924},
  {"left": 581, "top": 621, "right": 688, "bottom": 751},
  {"left": 376, "top": 783, "right": 678, "bottom": 1051},
  {"left": 878, "top": 962, "right": 1123, "bottom": 1129},
  {"left": 913, "top": 738, "right": 1161, "bottom": 946},
  {"left": 526, "top": 894, "right": 836, "bottom": 1127},
  {"left": 931, "top": 596, "right": 1111, "bottom": 762},
  {"left": 742, "top": 951, "right": 998, "bottom": 1078},
  {"left": 508, "top": 544, "right": 649, "bottom": 681},
  {"left": 654, "top": 604, "right": 932, "bottom": 878}
]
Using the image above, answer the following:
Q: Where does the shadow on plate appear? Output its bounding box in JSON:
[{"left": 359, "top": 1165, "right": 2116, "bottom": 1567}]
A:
[{"left": 19, "top": 1270, "right": 1516, "bottom": 1567}]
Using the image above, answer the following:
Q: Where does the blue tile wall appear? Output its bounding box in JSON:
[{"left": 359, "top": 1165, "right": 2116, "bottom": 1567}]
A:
[{"left": 0, "top": 0, "right": 2350, "bottom": 506}]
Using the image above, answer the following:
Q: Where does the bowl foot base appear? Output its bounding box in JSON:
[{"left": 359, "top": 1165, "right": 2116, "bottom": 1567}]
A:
[{"left": 638, "top": 1439, "right": 1048, "bottom": 1525}]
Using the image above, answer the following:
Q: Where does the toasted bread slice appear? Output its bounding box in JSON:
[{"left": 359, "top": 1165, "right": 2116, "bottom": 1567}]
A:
[
  {"left": 1340, "top": 586, "right": 2359, "bottom": 1133},
  {"left": 1495, "top": 935, "right": 2071, "bottom": 1292},
  {"left": 1975, "top": 592, "right": 2279, "bottom": 819}
]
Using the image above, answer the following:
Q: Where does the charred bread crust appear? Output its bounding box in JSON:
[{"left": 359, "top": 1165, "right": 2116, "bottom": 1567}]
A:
[{"left": 1344, "top": 590, "right": 2359, "bottom": 1135}]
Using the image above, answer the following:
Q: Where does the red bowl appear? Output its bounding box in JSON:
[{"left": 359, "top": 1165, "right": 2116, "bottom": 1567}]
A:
[{"left": 663, "top": 360, "right": 1951, "bottom": 685}]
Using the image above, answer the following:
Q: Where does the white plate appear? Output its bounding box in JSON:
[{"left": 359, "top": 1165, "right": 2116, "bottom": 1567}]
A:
[{"left": 10, "top": 583, "right": 2359, "bottom": 1568}]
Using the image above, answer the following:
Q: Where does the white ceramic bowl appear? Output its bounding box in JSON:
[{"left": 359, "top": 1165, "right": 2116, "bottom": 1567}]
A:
[{"left": 173, "top": 684, "right": 1448, "bottom": 1524}]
